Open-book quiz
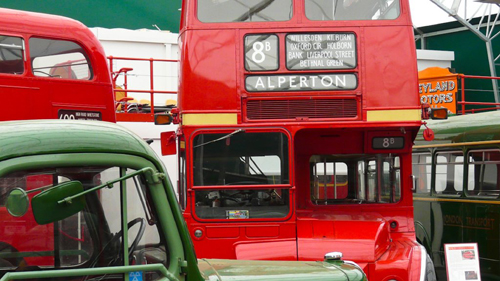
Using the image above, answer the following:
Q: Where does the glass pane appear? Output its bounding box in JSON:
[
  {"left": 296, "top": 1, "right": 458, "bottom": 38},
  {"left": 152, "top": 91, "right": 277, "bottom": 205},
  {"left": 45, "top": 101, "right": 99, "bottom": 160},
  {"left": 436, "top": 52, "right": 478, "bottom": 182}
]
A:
[
  {"left": 0, "top": 173, "right": 56, "bottom": 267},
  {"left": 193, "top": 131, "right": 289, "bottom": 186},
  {"left": 245, "top": 34, "right": 279, "bottom": 71},
  {"left": 124, "top": 171, "right": 168, "bottom": 274},
  {"left": 195, "top": 188, "right": 289, "bottom": 219},
  {"left": 435, "top": 151, "right": 463, "bottom": 195},
  {"left": 305, "top": 0, "right": 400, "bottom": 21},
  {"left": 0, "top": 166, "right": 167, "bottom": 279},
  {"left": 58, "top": 212, "right": 93, "bottom": 267},
  {"left": 357, "top": 161, "right": 365, "bottom": 200},
  {"left": 412, "top": 153, "right": 432, "bottom": 194},
  {"left": 381, "top": 159, "right": 400, "bottom": 202},
  {"left": 179, "top": 145, "right": 187, "bottom": 210},
  {"left": 310, "top": 154, "right": 400, "bottom": 204},
  {"left": 0, "top": 35, "right": 24, "bottom": 74},
  {"left": 29, "top": 37, "right": 92, "bottom": 80},
  {"left": 197, "top": 0, "right": 293, "bottom": 22},
  {"left": 311, "top": 162, "right": 348, "bottom": 202},
  {"left": 467, "top": 150, "right": 500, "bottom": 197}
]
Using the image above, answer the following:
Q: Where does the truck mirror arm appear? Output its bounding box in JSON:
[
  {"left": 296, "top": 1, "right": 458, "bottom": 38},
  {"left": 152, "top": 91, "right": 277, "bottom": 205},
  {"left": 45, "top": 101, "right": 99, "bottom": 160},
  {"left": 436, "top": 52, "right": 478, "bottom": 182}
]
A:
[{"left": 58, "top": 167, "right": 164, "bottom": 205}]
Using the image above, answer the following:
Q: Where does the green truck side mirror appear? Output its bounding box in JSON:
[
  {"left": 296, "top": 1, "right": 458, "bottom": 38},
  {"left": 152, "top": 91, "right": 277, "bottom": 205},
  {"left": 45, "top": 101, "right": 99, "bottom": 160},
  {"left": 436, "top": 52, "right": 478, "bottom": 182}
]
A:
[
  {"left": 31, "top": 181, "right": 86, "bottom": 225},
  {"left": 6, "top": 188, "right": 29, "bottom": 217}
]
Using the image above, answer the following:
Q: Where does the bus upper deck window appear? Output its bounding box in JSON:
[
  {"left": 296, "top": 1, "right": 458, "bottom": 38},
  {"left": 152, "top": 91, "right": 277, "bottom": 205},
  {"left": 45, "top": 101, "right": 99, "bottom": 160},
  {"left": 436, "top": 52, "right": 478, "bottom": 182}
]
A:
[
  {"left": 0, "top": 36, "right": 24, "bottom": 75},
  {"left": 29, "top": 37, "right": 92, "bottom": 80},
  {"left": 305, "top": 0, "right": 400, "bottom": 21},
  {"left": 197, "top": 0, "right": 293, "bottom": 23}
]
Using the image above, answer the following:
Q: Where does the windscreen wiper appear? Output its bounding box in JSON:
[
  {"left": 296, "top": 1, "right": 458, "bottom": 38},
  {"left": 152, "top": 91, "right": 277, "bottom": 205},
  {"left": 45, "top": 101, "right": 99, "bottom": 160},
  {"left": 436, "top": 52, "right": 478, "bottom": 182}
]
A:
[{"left": 193, "top": 129, "right": 244, "bottom": 148}]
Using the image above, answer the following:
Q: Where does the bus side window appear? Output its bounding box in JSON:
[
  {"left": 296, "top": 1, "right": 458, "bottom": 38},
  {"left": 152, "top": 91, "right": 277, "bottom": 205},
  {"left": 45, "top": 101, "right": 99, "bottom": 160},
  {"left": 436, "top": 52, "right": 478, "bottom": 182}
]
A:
[
  {"left": 467, "top": 149, "right": 500, "bottom": 197},
  {"left": 412, "top": 153, "right": 432, "bottom": 194},
  {"left": 0, "top": 35, "right": 24, "bottom": 75},
  {"left": 178, "top": 136, "right": 187, "bottom": 210},
  {"left": 435, "top": 151, "right": 464, "bottom": 195},
  {"left": 311, "top": 161, "right": 348, "bottom": 202},
  {"left": 382, "top": 156, "right": 400, "bottom": 202},
  {"left": 29, "top": 37, "right": 92, "bottom": 80},
  {"left": 357, "top": 161, "right": 366, "bottom": 200}
]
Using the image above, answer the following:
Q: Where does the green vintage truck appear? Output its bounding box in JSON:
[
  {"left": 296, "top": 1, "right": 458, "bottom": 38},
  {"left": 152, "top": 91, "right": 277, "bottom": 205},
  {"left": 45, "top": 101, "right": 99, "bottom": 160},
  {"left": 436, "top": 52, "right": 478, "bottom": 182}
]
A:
[{"left": 0, "top": 120, "right": 367, "bottom": 281}]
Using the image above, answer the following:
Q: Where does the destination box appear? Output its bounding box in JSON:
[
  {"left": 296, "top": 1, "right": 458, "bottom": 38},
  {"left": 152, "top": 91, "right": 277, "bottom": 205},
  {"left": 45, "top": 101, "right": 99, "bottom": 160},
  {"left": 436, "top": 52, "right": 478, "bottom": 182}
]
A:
[
  {"left": 286, "top": 33, "right": 357, "bottom": 70},
  {"left": 245, "top": 73, "right": 357, "bottom": 92}
]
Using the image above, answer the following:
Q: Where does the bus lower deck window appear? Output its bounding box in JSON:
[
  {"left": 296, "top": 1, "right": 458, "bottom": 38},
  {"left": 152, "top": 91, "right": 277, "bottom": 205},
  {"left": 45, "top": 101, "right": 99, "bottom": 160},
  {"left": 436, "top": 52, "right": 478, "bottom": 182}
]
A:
[
  {"left": 435, "top": 151, "right": 464, "bottom": 195},
  {"left": 467, "top": 149, "right": 500, "bottom": 197},
  {"left": 310, "top": 154, "right": 401, "bottom": 204},
  {"left": 192, "top": 131, "right": 289, "bottom": 186},
  {"left": 412, "top": 153, "right": 432, "bottom": 194},
  {"left": 194, "top": 188, "right": 290, "bottom": 219}
]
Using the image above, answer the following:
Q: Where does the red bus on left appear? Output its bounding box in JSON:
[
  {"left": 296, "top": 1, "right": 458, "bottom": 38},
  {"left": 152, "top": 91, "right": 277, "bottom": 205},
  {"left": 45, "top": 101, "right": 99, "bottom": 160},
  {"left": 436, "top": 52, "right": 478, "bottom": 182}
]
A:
[
  {"left": 0, "top": 7, "right": 115, "bottom": 267},
  {"left": 0, "top": 8, "right": 115, "bottom": 122}
]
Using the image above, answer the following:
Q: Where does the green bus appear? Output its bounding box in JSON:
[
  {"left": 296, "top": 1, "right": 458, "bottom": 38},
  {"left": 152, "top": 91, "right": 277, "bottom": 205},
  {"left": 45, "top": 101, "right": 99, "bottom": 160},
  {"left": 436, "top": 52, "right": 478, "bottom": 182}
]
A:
[
  {"left": 0, "top": 120, "right": 366, "bottom": 281},
  {"left": 413, "top": 110, "right": 500, "bottom": 281}
]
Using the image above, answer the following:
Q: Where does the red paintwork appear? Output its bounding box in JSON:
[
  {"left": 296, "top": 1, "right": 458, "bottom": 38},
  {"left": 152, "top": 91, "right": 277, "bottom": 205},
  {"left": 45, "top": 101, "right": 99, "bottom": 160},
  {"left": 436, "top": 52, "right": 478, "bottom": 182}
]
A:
[
  {"left": 0, "top": 174, "right": 54, "bottom": 266},
  {"left": 0, "top": 8, "right": 115, "bottom": 122},
  {"left": 177, "top": 0, "right": 425, "bottom": 280},
  {"left": 296, "top": 212, "right": 392, "bottom": 262}
]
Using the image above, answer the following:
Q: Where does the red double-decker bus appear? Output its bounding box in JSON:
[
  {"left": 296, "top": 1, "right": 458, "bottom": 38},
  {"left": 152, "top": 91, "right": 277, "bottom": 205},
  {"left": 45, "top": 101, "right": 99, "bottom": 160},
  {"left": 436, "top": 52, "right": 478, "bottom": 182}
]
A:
[
  {"left": 0, "top": 8, "right": 115, "bottom": 122},
  {"left": 158, "top": 0, "right": 435, "bottom": 280},
  {"left": 0, "top": 7, "right": 116, "bottom": 269}
]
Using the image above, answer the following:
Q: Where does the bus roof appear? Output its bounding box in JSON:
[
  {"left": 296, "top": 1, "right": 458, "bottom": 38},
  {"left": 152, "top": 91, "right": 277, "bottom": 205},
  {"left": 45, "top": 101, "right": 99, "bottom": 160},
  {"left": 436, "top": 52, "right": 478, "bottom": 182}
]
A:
[
  {"left": 1, "top": 8, "right": 89, "bottom": 35},
  {"left": 0, "top": 120, "right": 159, "bottom": 163},
  {"left": 416, "top": 111, "right": 500, "bottom": 145}
]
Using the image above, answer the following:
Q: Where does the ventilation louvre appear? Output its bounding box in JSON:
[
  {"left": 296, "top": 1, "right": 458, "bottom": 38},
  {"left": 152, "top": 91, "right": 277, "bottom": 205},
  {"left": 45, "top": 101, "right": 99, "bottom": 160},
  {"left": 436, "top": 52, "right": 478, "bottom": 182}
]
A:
[{"left": 246, "top": 98, "right": 358, "bottom": 121}]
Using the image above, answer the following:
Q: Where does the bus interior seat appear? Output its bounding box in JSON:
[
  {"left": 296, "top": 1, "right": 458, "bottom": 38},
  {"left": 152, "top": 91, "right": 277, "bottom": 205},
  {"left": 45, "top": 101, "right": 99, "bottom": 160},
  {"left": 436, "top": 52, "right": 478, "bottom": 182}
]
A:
[
  {"left": 165, "top": 99, "right": 177, "bottom": 107},
  {"left": 0, "top": 59, "right": 23, "bottom": 74},
  {"left": 441, "top": 182, "right": 461, "bottom": 195},
  {"left": 50, "top": 67, "right": 77, "bottom": 79}
]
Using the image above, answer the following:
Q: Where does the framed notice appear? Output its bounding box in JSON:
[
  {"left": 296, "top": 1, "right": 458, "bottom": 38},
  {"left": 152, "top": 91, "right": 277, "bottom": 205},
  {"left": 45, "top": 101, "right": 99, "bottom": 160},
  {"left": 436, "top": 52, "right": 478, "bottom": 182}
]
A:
[
  {"left": 58, "top": 109, "right": 102, "bottom": 120},
  {"left": 226, "top": 210, "right": 249, "bottom": 219},
  {"left": 444, "top": 243, "right": 481, "bottom": 281}
]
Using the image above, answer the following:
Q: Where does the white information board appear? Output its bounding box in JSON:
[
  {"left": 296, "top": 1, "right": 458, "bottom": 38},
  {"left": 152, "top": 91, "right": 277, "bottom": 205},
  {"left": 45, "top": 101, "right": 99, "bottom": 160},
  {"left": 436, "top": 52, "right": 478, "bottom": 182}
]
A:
[{"left": 444, "top": 243, "right": 481, "bottom": 281}]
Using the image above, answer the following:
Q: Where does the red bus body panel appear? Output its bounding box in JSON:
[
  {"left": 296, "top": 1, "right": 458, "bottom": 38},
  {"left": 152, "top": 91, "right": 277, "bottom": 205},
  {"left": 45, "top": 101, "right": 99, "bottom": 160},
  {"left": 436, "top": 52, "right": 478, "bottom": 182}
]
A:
[{"left": 0, "top": 8, "right": 115, "bottom": 122}]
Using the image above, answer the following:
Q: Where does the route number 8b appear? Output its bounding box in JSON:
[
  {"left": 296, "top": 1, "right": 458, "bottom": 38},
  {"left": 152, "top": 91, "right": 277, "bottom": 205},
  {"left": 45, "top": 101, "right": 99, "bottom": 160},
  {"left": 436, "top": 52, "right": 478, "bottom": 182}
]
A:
[
  {"left": 382, "top": 138, "right": 395, "bottom": 148},
  {"left": 252, "top": 41, "right": 271, "bottom": 63}
]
